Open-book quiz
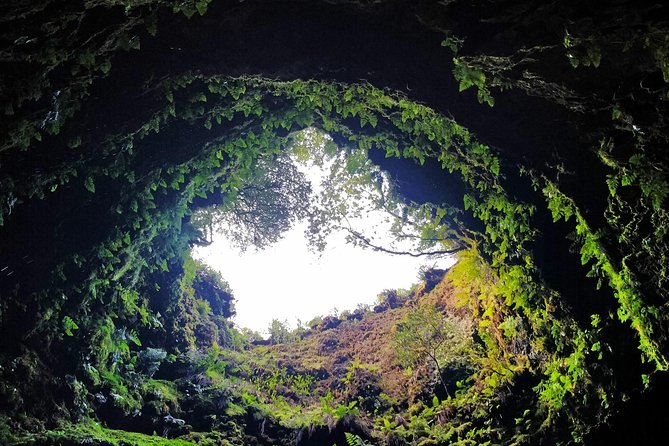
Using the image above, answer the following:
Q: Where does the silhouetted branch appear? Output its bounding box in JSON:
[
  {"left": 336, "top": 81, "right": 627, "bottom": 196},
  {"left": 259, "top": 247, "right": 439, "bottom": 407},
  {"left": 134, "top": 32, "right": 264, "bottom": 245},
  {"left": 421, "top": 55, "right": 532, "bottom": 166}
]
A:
[{"left": 344, "top": 226, "right": 467, "bottom": 257}]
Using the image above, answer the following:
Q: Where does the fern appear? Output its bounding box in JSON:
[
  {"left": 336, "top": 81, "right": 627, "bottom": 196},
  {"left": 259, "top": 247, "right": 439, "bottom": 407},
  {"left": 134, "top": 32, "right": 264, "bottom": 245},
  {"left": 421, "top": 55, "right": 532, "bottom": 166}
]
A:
[{"left": 344, "top": 433, "right": 374, "bottom": 446}]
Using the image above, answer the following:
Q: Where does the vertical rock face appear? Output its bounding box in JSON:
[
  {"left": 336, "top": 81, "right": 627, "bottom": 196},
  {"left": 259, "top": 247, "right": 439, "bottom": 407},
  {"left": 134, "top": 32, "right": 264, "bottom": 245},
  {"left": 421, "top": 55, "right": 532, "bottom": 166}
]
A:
[{"left": 1, "top": 1, "right": 668, "bottom": 445}]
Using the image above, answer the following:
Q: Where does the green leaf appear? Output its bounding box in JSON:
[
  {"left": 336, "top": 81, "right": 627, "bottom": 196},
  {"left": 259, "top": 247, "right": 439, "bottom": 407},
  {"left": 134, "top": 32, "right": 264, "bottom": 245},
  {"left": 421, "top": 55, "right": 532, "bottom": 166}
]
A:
[
  {"left": 127, "top": 330, "right": 142, "bottom": 346},
  {"left": 441, "top": 36, "right": 463, "bottom": 54},
  {"left": 62, "top": 316, "right": 79, "bottom": 336},
  {"left": 84, "top": 176, "right": 95, "bottom": 193},
  {"left": 196, "top": 0, "right": 209, "bottom": 16}
]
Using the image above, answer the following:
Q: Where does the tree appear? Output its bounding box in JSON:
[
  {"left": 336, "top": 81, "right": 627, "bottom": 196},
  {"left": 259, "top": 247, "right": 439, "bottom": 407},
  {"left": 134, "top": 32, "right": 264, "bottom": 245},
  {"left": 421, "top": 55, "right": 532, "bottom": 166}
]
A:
[
  {"left": 238, "top": 327, "right": 263, "bottom": 345},
  {"left": 191, "top": 127, "right": 470, "bottom": 258},
  {"left": 393, "top": 301, "right": 472, "bottom": 397},
  {"left": 295, "top": 128, "right": 470, "bottom": 257},
  {"left": 267, "top": 319, "right": 298, "bottom": 344},
  {"left": 191, "top": 154, "right": 312, "bottom": 251}
]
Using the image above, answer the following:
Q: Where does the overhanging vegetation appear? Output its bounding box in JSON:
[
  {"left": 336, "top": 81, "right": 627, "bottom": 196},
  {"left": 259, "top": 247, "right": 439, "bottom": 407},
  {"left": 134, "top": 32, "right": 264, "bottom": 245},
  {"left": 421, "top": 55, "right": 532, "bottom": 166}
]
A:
[{"left": 1, "top": 1, "right": 668, "bottom": 445}]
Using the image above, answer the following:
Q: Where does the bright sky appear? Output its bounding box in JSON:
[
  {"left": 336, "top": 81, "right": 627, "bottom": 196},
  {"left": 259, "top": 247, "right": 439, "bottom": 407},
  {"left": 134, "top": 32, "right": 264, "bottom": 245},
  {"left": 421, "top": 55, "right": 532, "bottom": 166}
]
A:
[
  {"left": 192, "top": 220, "right": 455, "bottom": 335},
  {"left": 192, "top": 128, "right": 456, "bottom": 335}
]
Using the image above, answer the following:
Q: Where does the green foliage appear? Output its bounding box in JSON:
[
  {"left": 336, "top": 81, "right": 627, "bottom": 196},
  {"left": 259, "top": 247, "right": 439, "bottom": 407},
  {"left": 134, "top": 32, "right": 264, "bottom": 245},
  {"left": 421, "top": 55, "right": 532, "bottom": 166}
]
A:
[
  {"left": 441, "top": 36, "right": 464, "bottom": 54},
  {"left": 192, "top": 262, "right": 235, "bottom": 317},
  {"left": 0, "top": 72, "right": 603, "bottom": 444},
  {"left": 342, "top": 358, "right": 379, "bottom": 385},
  {"left": 251, "top": 365, "right": 316, "bottom": 400},
  {"left": 2, "top": 20, "right": 667, "bottom": 443},
  {"left": 62, "top": 316, "right": 79, "bottom": 337},
  {"left": 563, "top": 30, "right": 602, "bottom": 68},
  {"left": 393, "top": 300, "right": 472, "bottom": 396},
  {"left": 452, "top": 59, "right": 495, "bottom": 106},
  {"left": 84, "top": 176, "right": 96, "bottom": 193},
  {"left": 191, "top": 154, "right": 312, "bottom": 251},
  {"left": 286, "top": 128, "right": 468, "bottom": 257},
  {"left": 332, "top": 401, "right": 360, "bottom": 419},
  {"left": 267, "top": 319, "right": 300, "bottom": 345},
  {"left": 142, "top": 379, "right": 179, "bottom": 407},
  {"left": 7, "top": 420, "right": 197, "bottom": 446},
  {"left": 540, "top": 176, "right": 667, "bottom": 371},
  {"left": 598, "top": 141, "right": 669, "bottom": 301},
  {"left": 164, "top": 253, "right": 237, "bottom": 352},
  {"left": 344, "top": 432, "right": 375, "bottom": 446},
  {"left": 172, "top": 0, "right": 212, "bottom": 19}
]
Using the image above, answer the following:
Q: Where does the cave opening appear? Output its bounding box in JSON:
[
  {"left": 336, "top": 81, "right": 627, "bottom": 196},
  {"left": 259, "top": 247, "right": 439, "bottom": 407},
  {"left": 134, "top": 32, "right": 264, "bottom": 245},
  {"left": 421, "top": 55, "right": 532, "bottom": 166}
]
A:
[
  {"left": 1, "top": 2, "right": 669, "bottom": 445},
  {"left": 189, "top": 127, "right": 458, "bottom": 335}
]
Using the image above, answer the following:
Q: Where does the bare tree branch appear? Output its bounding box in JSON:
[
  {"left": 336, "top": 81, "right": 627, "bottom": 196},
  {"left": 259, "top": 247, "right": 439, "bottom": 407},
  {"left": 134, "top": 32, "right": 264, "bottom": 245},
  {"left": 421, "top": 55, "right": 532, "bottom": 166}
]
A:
[{"left": 344, "top": 225, "right": 468, "bottom": 257}]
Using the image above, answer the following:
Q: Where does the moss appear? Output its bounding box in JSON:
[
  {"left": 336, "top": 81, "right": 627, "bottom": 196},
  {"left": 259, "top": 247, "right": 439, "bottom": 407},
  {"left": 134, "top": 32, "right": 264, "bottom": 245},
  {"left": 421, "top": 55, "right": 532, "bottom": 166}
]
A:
[
  {"left": 142, "top": 379, "right": 180, "bottom": 407},
  {"left": 180, "top": 431, "right": 237, "bottom": 446},
  {"left": 7, "top": 420, "right": 197, "bottom": 446}
]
